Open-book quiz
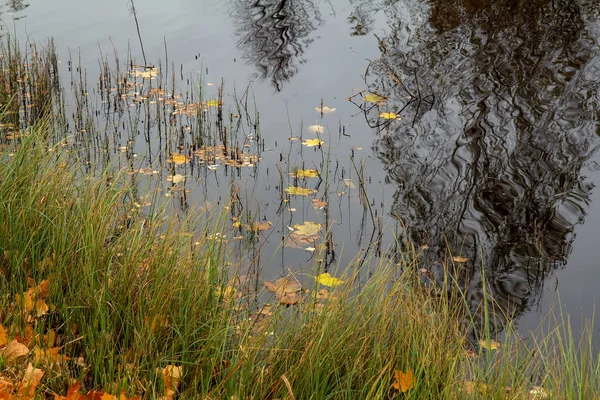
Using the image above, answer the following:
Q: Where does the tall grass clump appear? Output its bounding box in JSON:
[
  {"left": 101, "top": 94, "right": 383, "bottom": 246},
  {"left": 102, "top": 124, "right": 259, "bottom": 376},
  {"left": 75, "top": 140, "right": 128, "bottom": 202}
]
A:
[{"left": 0, "top": 125, "right": 235, "bottom": 397}]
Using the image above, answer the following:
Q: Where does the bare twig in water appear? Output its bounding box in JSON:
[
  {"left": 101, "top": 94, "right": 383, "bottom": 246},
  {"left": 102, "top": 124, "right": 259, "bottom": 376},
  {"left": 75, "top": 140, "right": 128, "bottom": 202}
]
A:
[{"left": 129, "top": 0, "right": 148, "bottom": 66}]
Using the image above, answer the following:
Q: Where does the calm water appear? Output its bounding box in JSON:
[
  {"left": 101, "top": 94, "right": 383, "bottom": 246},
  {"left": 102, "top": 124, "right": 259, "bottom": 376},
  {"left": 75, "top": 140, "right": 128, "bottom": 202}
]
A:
[{"left": 3, "top": 0, "right": 600, "bottom": 340}]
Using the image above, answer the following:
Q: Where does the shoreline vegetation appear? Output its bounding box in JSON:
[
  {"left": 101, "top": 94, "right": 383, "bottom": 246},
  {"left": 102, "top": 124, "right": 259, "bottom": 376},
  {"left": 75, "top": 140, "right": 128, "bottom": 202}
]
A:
[{"left": 0, "top": 35, "right": 598, "bottom": 399}]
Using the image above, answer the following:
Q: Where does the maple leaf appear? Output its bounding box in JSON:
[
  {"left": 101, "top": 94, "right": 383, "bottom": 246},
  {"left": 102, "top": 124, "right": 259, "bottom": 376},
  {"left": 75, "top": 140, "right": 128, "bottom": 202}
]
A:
[
  {"left": 391, "top": 368, "right": 415, "bottom": 393},
  {"left": 311, "top": 198, "right": 327, "bottom": 209},
  {"left": 363, "top": 93, "right": 388, "bottom": 104},
  {"left": 169, "top": 153, "right": 190, "bottom": 165},
  {"left": 205, "top": 100, "right": 221, "bottom": 107},
  {"left": 157, "top": 365, "right": 182, "bottom": 400},
  {"left": 291, "top": 222, "right": 321, "bottom": 236},
  {"left": 35, "top": 299, "right": 49, "bottom": 317},
  {"left": 291, "top": 169, "right": 319, "bottom": 179},
  {"left": 479, "top": 339, "right": 500, "bottom": 350},
  {"left": 302, "top": 139, "right": 324, "bottom": 147},
  {"left": 18, "top": 363, "right": 44, "bottom": 398},
  {"left": 33, "top": 346, "right": 68, "bottom": 364},
  {"left": 1, "top": 340, "right": 29, "bottom": 363},
  {"left": 246, "top": 221, "right": 272, "bottom": 232},
  {"left": 315, "top": 273, "right": 344, "bottom": 287},
  {"left": 284, "top": 186, "right": 317, "bottom": 196},
  {"left": 379, "top": 112, "right": 400, "bottom": 119},
  {"left": 265, "top": 277, "right": 301, "bottom": 295}
]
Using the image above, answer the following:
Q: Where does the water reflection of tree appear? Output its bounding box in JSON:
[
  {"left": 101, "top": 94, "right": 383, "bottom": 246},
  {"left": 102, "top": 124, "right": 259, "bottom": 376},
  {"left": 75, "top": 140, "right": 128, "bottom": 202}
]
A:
[
  {"left": 231, "top": 0, "right": 323, "bottom": 91},
  {"left": 362, "top": 0, "right": 600, "bottom": 336},
  {"left": 1, "top": 0, "right": 29, "bottom": 19}
]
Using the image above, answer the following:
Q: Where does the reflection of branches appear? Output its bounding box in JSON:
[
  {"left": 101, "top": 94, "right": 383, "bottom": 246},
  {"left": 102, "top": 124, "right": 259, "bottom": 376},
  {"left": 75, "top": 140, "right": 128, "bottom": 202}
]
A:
[
  {"left": 0, "top": 0, "right": 29, "bottom": 19},
  {"left": 357, "top": 0, "right": 600, "bottom": 337},
  {"left": 231, "top": 0, "right": 322, "bottom": 91}
]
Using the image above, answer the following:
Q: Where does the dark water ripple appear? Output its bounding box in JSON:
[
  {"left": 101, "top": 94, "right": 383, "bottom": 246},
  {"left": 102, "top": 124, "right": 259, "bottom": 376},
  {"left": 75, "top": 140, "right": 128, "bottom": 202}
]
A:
[{"left": 366, "top": 0, "right": 600, "bottom": 335}]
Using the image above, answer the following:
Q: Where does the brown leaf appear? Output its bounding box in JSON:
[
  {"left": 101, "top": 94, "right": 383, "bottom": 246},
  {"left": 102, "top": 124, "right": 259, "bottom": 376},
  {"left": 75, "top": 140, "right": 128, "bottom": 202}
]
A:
[
  {"left": 1, "top": 340, "right": 29, "bottom": 363},
  {"left": 277, "top": 292, "right": 304, "bottom": 305},
  {"left": 264, "top": 277, "right": 301, "bottom": 295},
  {"left": 246, "top": 221, "right": 272, "bottom": 232}
]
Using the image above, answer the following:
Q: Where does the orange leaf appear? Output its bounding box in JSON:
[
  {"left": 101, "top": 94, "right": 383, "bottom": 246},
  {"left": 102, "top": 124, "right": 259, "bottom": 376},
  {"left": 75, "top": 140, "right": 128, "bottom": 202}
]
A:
[
  {"left": 0, "top": 325, "right": 8, "bottom": 347},
  {"left": 392, "top": 369, "right": 415, "bottom": 393},
  {"left": 18, "top": 363, "right": 44, "bottom": 398},
  {"left": 157, "top": 365, "right": 182, "bottom": 400}
]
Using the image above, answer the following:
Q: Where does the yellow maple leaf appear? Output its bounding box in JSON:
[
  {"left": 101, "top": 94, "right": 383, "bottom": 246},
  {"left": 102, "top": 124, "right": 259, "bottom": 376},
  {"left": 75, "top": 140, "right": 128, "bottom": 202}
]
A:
[
  {"left": 169, "top": 153, "right": 190, "bottom": 165},
  {"left": 479, "top": 339, "right": 500, "bottom": 350},
  {"left": 206, "top": 99, "right": 221, "bottom": 107},
  {"left": 392, "top": 368, "right": 415, "bottom": 393},
  {"left": 315, "top": 273, "right": 344, "bottom": 287},
  {"left": 302, "top": 139, "right": 324, "bottom": 147},
  {"left": 363, "top": 93, "right": 388, "bottom": 104},
  {"left": 292, "top": 221, "right": 321, "bottom": 236},
  {"left": 284, "top": 186, "right": 317, "bottom": 196},
  {"left": 379, "top": 112, "right": 399, "bottom": 119},
  {"left": 291, "top": 169, "right": 319, "bottom": 178}
]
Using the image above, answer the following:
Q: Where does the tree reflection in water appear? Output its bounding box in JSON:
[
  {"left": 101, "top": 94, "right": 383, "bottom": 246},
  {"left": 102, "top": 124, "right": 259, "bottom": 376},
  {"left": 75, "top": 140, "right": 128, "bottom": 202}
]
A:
[
  {"left": 231, "top": 0, "right": 323, "bottom": 91},
  {"left": 0, "top": 1, "right": 29, "bottom": 20},
  {"left": 359, "top": 0, "right": 600, "bottom": 337}
]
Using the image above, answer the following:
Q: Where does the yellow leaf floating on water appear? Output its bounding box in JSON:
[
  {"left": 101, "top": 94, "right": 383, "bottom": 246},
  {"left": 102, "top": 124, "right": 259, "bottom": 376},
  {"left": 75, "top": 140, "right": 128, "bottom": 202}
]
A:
[
  {"left": 315, "top": 273, "right": 344, "bottom": 287},
  {"left": 169, "top": 153, "right": 190, "bottom": 165},
  {"left": 206, "top": 99, "right": 221, "bottom": 107},
  {"left": 363, "top": 93, "right": 388, "bottom": 104},
  {"left": 285, "top": 186, "right": 317, "bottom": 196},
  {"left": 291, "top": 169, "right": 319, "bottom": 178},
  {"left": 307, "top": 125, "right": 324, "bottom": 134},
  {"left": 452, "top": 256, "right": 468, "bottom": 263},
  {"left": 302, "top": 138, "right": 324, "bottom": 147},
  {"left": 292, "top": 221, "right": 322, "bottom": 236},
  {"left": 392, "top": 369, "right": 415, "bottom": 393},
  {"left": 379, "top": 112, "right": 400, "bottom": 120},
  {"left": 479, "top": 339, "right": 500, "bottom": 350}
]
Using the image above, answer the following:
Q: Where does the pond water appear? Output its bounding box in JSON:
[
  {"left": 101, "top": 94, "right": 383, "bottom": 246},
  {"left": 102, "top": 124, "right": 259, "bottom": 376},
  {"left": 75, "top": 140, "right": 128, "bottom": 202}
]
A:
[{"left": 3, "top": 0, "right": 600, "bottom": 341}]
